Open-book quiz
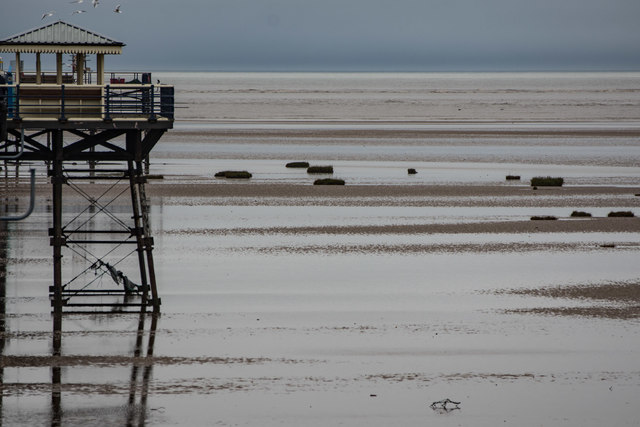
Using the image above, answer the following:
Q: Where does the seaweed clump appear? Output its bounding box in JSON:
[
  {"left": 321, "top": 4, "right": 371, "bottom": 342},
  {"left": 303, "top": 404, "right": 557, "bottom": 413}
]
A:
[
  {"left": 530, "top": 176, "right": 564, "bottom": 187},
  {"left": 214, "top": 170, "right": 252, "bottom": 179},
  {"left": 608, "top": 211, "right": 635, "bottom": 217},
  {"left": 286, "top": 161, "right": 310, "bottom": 168},
  {"left": 307, "top": 166, "right": 334, "bottom": 174},
  {"left": 570, "top": 211, "right": 592, "bottom": 217},
  {"left": 531, "top": 215, "right": 557, "bottom": 221},
  {"left": 314, "top": 178, "right": 345, "bottom": 185}
]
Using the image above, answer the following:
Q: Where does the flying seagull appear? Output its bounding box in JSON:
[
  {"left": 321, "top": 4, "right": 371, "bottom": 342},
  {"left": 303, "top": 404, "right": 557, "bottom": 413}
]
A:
[
  {"left": 69, "top": 0, "right": 84, "bottom": 3},
  {"left": 72, "top": 10, "right": 87, "bottom": 15},
  {"left": 114, "top": 4, "right": 122, "bottom": 13},
  {"left": 41, "top": 11, "right": 55, "bottom": 20},
  {"left": 92, "top": 0, "right": 99, "bottom": 7}
]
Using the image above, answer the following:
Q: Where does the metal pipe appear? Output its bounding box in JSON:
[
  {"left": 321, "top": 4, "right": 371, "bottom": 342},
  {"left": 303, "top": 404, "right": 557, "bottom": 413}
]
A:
[
  {"left": 0, "top": 128, "right": 25, "bottom": 160},
  {"left": 1, "top": 168, "right": 36, "bottom": 221}
]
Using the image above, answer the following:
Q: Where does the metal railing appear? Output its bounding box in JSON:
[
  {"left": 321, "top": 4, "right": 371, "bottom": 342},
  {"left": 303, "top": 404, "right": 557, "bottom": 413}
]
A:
[
  {"left": 0, "top": 83, "right": 174, "bottom": 121},
  {"left": 15, "top": 71, "right": 155, "bottom": 86}
]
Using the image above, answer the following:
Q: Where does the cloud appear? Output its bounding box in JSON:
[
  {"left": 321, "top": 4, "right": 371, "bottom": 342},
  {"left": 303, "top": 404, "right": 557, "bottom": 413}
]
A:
[{"left": 2, "top": 0, "right": 639, "bottom": 70}]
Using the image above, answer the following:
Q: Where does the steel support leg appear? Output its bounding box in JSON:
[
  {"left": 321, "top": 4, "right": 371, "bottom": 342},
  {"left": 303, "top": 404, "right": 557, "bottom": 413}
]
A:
[
  {"left": 128, "top": 160, "right": 150, "bottom": 308},
  {"left": 51, "top": 129, "right": 63, "bottom": 427},
  {"left": 127, "top": 129, "right": 160, "bottom": 312},
  {"left": 51, "top": 130, "right": 64, "bottom": 323},
  {"left": 136, "top": 164, "right": 160, "bottom": 312}
]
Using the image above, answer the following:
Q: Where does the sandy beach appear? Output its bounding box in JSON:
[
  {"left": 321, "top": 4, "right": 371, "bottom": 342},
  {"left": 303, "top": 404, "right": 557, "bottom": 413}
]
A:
[{"left": 2, "top": 72, "right": 640, "bottom": 426}]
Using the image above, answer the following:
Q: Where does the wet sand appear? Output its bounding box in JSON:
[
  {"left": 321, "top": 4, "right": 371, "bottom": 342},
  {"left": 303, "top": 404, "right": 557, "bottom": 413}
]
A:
[
  {"left": 2, "top": 120, "right": 640, "bottom": 426},
  {"left": 148, "top": 182, "right": 639, "bottom": 201},
  {"left": 499, "top": 281, "right": 640, "bottom": 320}
]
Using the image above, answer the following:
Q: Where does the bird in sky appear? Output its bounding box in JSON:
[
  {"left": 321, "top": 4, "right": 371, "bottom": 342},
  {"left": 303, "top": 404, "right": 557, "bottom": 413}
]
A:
[
  {"left": 69, "top": 0, "right": 84, "bottom": 3},
  {"left": 72, "top": 10, "right": 87, "bottom": 15},
  {"left": 92, "top": 0, "right": 99, "bottom": 8},
  {"left": 114, "top": 5, "right": 122, "bottom": 13},
  {"left": 41, "top": 11, "right": 55, "bottom": 20}
]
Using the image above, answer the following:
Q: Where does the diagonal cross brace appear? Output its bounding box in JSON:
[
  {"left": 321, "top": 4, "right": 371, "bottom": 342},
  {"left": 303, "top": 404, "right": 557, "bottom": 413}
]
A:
[
  {"left": 64, "top": 129, "right": 127, "bottom": 157},
  {"left": 5, "top": 129, "right": 50, "bottom": 154},
  {"left": 141, "top": 129, "right": 166, "bottom": 158}
]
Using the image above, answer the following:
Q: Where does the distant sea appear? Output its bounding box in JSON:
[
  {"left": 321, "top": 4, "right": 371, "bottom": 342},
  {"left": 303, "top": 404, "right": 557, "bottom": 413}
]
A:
[{"left": 153, "top": 71, "right": 640, "bottom": 124}]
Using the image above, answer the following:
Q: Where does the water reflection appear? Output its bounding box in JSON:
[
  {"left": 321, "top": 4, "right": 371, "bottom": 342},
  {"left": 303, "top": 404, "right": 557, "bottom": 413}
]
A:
[
  {"left": 46, "top": 310, "right": 159, "bottom": 426},
  {"left": 126, "top": 312, "right": 158, "bottom": 427}
]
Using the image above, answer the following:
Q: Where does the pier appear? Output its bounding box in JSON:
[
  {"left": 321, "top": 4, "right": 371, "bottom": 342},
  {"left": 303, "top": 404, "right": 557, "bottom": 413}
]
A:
[{"left": 1, "top": 21, "right": 174, "bottom": 314}]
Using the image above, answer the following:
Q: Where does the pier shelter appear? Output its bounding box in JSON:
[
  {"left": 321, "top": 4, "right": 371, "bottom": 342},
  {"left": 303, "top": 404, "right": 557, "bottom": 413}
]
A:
[{"left": 0, "top": 22, "right": 174, "bottom": 315}]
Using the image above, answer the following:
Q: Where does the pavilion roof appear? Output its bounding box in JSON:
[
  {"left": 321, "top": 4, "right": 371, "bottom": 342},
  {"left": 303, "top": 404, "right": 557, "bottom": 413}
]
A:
[{"left": 0, "top": 21, "right": 124, "bottom": 54}]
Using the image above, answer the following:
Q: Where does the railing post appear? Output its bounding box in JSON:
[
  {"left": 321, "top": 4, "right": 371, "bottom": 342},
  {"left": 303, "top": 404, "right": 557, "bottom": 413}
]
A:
[
  {"left": 104, "top": 84, "right": 111, "bottom": 121},
  {"left": 14, "top": 84, "right": 20, "bottom": 120},
  {"left": 149, "top": 84, "right": 156, "bottom": 121},
  {"left": 59, "top": 84, "right": 66, "bottom": 122}
]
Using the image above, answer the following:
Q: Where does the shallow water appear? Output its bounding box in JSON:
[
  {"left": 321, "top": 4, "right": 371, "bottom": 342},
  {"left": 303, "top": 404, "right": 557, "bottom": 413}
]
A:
[
  {"left": 3, "top": 179, "right": 640, "bottom": 425},
  {"left": 2, "top": 72, "right": 640, "bottom": 426}
]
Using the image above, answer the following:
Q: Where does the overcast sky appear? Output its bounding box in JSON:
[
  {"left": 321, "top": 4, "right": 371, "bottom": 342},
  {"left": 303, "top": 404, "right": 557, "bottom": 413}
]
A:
[{"left": 1, "top": 0, "right": 640, "bottom": 71}]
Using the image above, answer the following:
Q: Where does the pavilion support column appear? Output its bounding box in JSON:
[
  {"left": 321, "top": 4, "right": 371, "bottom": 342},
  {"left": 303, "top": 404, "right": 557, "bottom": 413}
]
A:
[
  {"left": 97, "top": 54, "right": 104, "bottom": 85},
  {"left": 36, "top": 53, "right": 42, "bottom": 84},
  {"left": 56, "top": 53, "right": 63, "bottom": 85},
  {"left": 14, "top": 53, "right": 20, "bottom": 84},
  {"left": 76, "top": 54, "right": 85, "bottom": 85}
]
